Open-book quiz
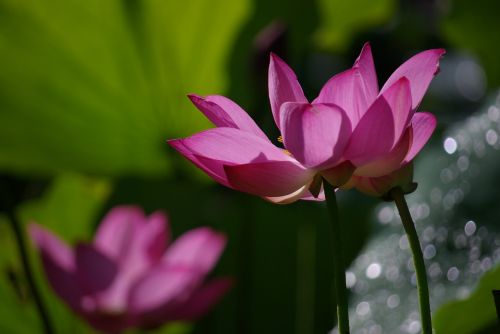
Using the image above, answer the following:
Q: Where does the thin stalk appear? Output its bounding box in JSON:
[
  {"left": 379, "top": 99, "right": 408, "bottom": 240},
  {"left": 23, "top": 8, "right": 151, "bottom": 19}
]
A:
[
  {"left": 323, "top": 180, "right": 350, "bottom": 334},
  {"left": 6, "top": 210, "right": 54, "bottom": 334},
  {"left": 389, "top": 187, "right": 432, "bottom": 334}
]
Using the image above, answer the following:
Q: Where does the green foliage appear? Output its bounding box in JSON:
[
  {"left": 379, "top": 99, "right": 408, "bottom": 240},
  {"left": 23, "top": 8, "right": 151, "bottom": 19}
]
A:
[
  {"left": 0, "top": 221, "right": 39, "bottom": 334},
  {"left": 0, "top": 0, "right": 249, "bottom": 176},
  {"left": 19, "top": 174, "right": 111, "bottom": 241},
  {"left": 434, "top": 265, "right": 500, "bottom": 334},
  {"left": 314, "top": 0, "right": 396, "bottom": 51},
  {"left": 441, "top": 0, "right": 500, "bottom": 86}
]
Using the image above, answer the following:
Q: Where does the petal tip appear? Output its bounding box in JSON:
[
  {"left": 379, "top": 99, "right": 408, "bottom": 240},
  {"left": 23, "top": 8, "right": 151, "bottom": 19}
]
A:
[
  {"left": 269, "top": 52, "right": 290, "bottom": 72},
  {"left": 28, "top": 223, "right": 46, "bottom": 247},
  {"left": 166, "top": 138, "right": 185, "bottom": 149},
  {"left": 433, "top": 49, "right": 446, "bottom": 75},
  {"left": 359, "top": 41, "right": 372, "bottom": 54},
  {"left": 187, "top": 93, "right": 202, "bottom": 101},
  {"left": 109, "top": 205, "right": 144, "bottom": 216},
  {"left": 269, "top": 52, "right": 280, "bottom": 62}
]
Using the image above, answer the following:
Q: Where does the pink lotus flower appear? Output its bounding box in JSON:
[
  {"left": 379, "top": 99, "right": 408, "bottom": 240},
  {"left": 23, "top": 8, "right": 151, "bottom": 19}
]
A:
[
  {"left": 336, "top": 45, "right": 445, "bottom": 196},
  {"left": 168, "top": 43, "right": 444, "bottom": 202},
  {"left": 29, "top": 206, "right": 231, "bottom": 334}
]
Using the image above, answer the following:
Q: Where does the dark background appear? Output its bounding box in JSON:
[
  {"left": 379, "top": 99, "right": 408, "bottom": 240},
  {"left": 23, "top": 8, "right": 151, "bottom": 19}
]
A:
[{"left": 1, "top": 0, "right": 500, "bottom": 333}]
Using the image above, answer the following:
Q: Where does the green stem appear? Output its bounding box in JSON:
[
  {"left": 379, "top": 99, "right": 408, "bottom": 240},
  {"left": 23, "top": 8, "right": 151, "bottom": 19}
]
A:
[
  {"left": 389, "top": 187, "right": 432, "bottom": 334},
  {"left": 7, "top": 210, "right": 54, "bottom": 334},
  {"left": 323, "top": 180, "right": 350, "bottom": 334}
]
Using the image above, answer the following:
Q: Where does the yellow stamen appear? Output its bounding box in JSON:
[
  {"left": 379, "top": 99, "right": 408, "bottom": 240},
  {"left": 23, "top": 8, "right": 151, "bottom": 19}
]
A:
[{"left": 277, "top": 135, "right": 283, "bottom": 143}]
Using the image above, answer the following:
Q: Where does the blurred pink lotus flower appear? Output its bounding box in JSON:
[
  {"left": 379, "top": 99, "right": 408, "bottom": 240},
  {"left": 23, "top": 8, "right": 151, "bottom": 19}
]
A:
[
  {"left": 168, "top": 43, "right": 444, "bottom": 202},
  {"left": 29, "top": 206, "right": 231, "bottom": 334}
]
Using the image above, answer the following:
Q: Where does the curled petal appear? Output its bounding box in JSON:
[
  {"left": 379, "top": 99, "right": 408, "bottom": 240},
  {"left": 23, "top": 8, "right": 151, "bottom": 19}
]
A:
[
  {"left": 188, "top": 94, "right": 268, "bottom": 140},
  {"left": 404, "top": 112, "right": 437, "bottom": 163},
  {"left": 224, "top": 160, "right": 314, "bottom": 197},
  {"left": 381, "top": 49, "right": 446, "bottom": 110},
  {"left": 168, "top": 140, "right": 231, "bottom": 187},
  {"left": 280, "top": 102, "right": 351, "bottom": 169},
  {"left": 268, "top": 53, "right": 307, "bottom": 128},
  {"left": 168, "top": 128, "right": 296, "bottom": 186},
  {"left": 265, "top": 184, "right": 313, "bottom": 204}
]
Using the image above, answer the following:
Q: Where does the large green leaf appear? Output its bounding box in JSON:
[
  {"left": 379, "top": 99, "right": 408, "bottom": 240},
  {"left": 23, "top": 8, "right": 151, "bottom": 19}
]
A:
[
  {"left": 0, "top": 0, "right": 249, "bottom": 176},
  {"left": 441, "top": 0, "right": 500, "bottom": 86},
  {"left": 434, "top": 265, "right": 500, "bottom": 334},
  {"left": 314, "top": 0, "right": 396, "bottom": 51}
]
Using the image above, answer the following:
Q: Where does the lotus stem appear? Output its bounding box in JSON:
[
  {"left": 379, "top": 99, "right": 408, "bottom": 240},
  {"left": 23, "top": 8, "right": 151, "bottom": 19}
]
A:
[
  {"left": 323, "top": 180, "right": 350, "bottom": 334},
  {"left": 6, "top": 209, "right": 54, "bottom": 334},
  {"left": 389, "top": 187, "right": 432, "bottom": 334}
]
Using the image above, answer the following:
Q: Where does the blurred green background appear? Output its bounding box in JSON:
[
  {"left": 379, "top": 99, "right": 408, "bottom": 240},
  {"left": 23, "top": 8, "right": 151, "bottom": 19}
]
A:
[{"left": 1, "top": 0, "right": 500, "bottom": 333}]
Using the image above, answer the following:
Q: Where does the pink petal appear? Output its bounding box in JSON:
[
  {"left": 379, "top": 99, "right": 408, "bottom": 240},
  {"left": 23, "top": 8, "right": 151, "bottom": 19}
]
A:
[
  {"left": 29, "top": 224, "right": 82, "bottom": 310},
  {"left": 351, "top": 163, "right": 414, "bottom": 197},
  {"left": 168, "top": 127, "right": 296, "bottom": 186},
  {"left": 142, "top": 211, "right": 170, "bottom": 262},
  {"left": 265, "top": 184, "right": 313, "bottom": 204},
  {"left": 313, "top": 69, "right": 367, "bottom": 127},
  {"left": 224, "top": 161, "right": 314, "bottom": 197},
  {"left": 128, "top": 265, "right": 199, "bottom": 314},
  {"left": 94, "top": 206, "right": 145, "bottom": 260},
  {"left": 118, "top": 211, "right": 169, "bottom": 273},
  {"left": 313, "top": 43, "right": 378, "bottom": 126},
  {"left": 168, "top": 140, "right": 231, "bottom": 187},
  {"left": 404, "top": 112, "right": 437, "bottom": 163},
  {"left": 96, "top": 211, "right": 169, "bottom": 312},
  {"left": 300, "top": 190, "right": 325, "bottom": 202},
  {"left": 381, "top": 49, "right": 446, "bottom": 110},
  {"left": 344, "top": 95, "right": 395, "bottom": 166},
  {"left": 162, "top": 227, "right": 226, "bottom": 276},
  {"left": 169, "top": 278, "right": 233, "bottom": 320},
  {"left": 381, "top": 77, "right": 413, "bottom": 145},
  {"left": 280, "top": 102, "right": 351, "bottom": 169},
  {"left": 353, "top": 42, "right": 379, "bottom": 101},
  {"left": 321, "top": 161, "right": 355, "bottom": 187},
  {"left": 353, "top": 130, "right": 411, "bottom": 178},
  {"left": 75, "top": 244, "right": 117, "bottom": 295},
  {"left": 188, "top": 94, "right": 269, "bottom": 140},
  {"left": 268, "top": 53, "right": 307, "bottom": 128}
]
